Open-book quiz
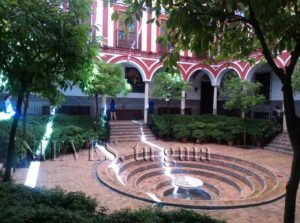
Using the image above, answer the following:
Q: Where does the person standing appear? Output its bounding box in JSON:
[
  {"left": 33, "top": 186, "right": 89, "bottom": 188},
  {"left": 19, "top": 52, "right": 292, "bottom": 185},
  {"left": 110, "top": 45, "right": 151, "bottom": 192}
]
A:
[
  {"left": 110, "top": 99, "right": 117, "bottom": 121},
  {"left": 4, "top": 95, "right": 14, "bottom": 114},
  {"left": 272, "top": 105, "right": 283, "bottom": 125}
]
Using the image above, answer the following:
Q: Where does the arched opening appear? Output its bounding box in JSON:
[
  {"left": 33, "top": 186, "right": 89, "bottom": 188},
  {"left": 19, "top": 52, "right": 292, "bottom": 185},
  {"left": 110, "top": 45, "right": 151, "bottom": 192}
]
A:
[
  {"left": 149, "top": 68, "right": 186, "bottom": 115},
  {"left": 250, "top": 64, "right": 272, "bottom": 102},
  {"left": 218, "top": 69, "right": 241, "bottom": 116},
  {"left": 108, "top": 62, "right": 146, "bottom": 120},
  {"left": 187, "top": 70, "right": 214, "bottom": 115},
  {"left": 125, "top": 67, "right": 145, "bottom": 93},
  {"left": 116, "top": 62, "right": 146, "bottom": 93},
  {"left": 219, "top": 69, "right": 240, "bottom": 87},
  {"left": 248, "top": 64, "right": 275, "bottom": 119}
]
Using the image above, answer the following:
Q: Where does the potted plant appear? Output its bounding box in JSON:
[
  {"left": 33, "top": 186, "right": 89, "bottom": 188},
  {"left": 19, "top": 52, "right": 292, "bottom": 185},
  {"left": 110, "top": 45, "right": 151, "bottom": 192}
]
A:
[
  {"left": 174, "top": 125, "right": 190, "bottom": 142},
  {"left": 248, "top": 126, "right": 263, "bottom": 148},
  {"left": 208, "top": 129, "right": 225, "bottom": 144},
  {"left": 224, "top": 132, "right": 236, "bottom": 146},
  {"left": 192, "top": 129, "right": 207, "bottom": 144}
]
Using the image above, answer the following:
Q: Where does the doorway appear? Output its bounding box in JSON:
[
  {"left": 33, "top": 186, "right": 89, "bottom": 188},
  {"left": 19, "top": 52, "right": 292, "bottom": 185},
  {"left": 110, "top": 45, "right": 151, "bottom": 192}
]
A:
[{"left": 200, "top": 81, "right": 214, "bottom": 114}]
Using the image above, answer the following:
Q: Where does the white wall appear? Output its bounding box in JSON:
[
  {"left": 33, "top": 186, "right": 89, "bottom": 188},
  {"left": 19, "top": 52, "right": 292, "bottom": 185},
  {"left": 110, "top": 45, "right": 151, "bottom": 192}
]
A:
[
  {"left": 270, "top": 73, "right": 300, "bottom": 101},
  {"left": 62, "top": 86, "right": 87, "bottom": 97},
  {"left": 186, "top": 75, "right": 201, "bottom": 100}
]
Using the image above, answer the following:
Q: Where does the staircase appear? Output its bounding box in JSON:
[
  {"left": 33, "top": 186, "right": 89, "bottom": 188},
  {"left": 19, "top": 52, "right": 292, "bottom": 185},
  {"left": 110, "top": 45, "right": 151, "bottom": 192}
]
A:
[
  {"left": 265, "top": 132, "right": 293, "bottom": 155},
  {"left": 109, "top": 121, "right": 156, "bottom": 143}
]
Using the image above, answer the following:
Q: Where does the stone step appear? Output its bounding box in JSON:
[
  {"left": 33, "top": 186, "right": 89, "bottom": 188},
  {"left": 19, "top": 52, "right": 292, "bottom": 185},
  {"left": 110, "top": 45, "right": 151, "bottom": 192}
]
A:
[
  {"left": 264, "top": 146, "right": 293, "bottom": 155},
  {"left": 275, "top": 137, "right": 290, "bottom": 142},
  {"left": 109, "top": 120, "right": 155, "bottom": 142},
  {"left": 110, "top": 130, "right": 152, "bottom": 135},
  {"left": 110, "top": 135, "right": 154, "bottom": 140},
  {"left": 265, "top": 132, "right": 293, "bottom": 155},
  {"left": 267, "top": 143, "right": 293, "bottom": 151},
  {"left": 110, "top": 138, "right": 156, "bottom": 143}
]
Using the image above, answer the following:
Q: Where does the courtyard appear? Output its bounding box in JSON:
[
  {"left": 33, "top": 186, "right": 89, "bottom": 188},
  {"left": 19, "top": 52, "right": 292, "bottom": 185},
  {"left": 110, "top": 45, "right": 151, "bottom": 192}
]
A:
[{"left": 13, "top": 138, "right": 298, "bottom": 223}]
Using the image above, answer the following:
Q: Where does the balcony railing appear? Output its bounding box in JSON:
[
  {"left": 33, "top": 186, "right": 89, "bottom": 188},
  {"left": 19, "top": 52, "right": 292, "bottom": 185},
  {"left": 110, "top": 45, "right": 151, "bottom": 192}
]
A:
[{"left": 116, "top": 30, "right": 140, "bottom": 50}]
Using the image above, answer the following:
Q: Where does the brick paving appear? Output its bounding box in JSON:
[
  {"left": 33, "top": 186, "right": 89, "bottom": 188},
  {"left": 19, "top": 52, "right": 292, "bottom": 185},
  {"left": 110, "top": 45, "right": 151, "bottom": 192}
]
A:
[{"left": 13, "top": 141, "right": 300, "bottom": 223}]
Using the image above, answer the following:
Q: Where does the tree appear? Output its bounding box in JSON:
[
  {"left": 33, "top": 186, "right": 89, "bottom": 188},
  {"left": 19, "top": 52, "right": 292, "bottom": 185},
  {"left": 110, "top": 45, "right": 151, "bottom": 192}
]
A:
[
  {"left": 292, "top": 63, "right": 300, "bottom": 93},
  {"left": 151, "top": 72, "right": 190, "bottom": 138},
  {"left": 0, "top": 0, "right": 98, "bottom": 181},
  {"left": 81, "top": 60, "right": 131, "bottom": 121},
  {"left": 220, "top": 76, "right": 266, "bottom": 147},
  {"left": 123, "top": 1, "right": 300, "bottom": 222}
]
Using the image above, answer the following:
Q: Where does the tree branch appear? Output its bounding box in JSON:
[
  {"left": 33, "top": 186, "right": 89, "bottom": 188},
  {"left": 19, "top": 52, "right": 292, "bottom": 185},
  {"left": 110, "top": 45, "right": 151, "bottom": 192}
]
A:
[{"left": 247, "top": 2, "right": 285, "bottom": 82}]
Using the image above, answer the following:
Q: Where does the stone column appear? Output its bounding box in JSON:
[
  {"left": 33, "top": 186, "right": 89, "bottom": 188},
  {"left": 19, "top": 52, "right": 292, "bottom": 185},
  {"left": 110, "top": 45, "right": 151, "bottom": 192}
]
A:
[
  {"left": 213, "top": 86, "right": 218, "bottom": 115},
  {"left": 282, "top": 101, "right": 287, "bottom": 132},
  {"left": 144, "top": 81, "right": 149, "bottom": 123},
  {"left": 101, "top": 95, "right": 107, "bottom": 118},
  {"left": 181, "top": 90, "right": 186, "bottom": 115}
]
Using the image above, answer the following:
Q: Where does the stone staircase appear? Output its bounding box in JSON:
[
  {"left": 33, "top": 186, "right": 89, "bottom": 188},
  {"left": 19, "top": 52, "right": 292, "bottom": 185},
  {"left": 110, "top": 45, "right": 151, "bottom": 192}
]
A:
[
  {"left": 265, "top": 132, "right": 293, "bottom": 155},
  {"left": 109, "top": 121, "right": 156, "bottom": 143}
]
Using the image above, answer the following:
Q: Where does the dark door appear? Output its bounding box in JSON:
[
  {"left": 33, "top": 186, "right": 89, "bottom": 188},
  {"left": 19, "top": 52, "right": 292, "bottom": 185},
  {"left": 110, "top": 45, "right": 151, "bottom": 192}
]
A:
[
  {"left": 200, "top": 81, "right": 214, "bottom": 114},
  {"left": 255, "top": 72, "right": 271, "bottom": 101}
]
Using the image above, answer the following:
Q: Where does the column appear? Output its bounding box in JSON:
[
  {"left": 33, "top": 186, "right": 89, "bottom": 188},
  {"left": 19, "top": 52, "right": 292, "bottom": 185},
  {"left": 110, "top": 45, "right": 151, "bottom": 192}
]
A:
[
  {"left": 282, "top": 101, "right": 287, "bottom": 132},
  {"left": 181, "top": 90, "right": 186, "bottom": 115},
  {"left": 213, "top": 86, "right": 218, "bottom": 115},
  {"left": 101, "top": 95, "right": 107, "bottom": 119},
  {"left": 144, "top": 81, "right": 149, "bottom": 123}
]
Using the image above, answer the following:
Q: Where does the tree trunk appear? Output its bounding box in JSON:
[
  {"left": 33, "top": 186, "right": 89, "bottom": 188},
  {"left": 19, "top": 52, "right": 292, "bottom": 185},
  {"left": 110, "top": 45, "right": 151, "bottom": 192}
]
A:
[
  {"left": 95, "top": 93, "right": 99, "bottom": 120},
  {"left": 285, "top": 150, "right": 300, "bottom": 223},
  {"left": 167, "top": 100, "right": 170, "bottom": 140},
  {"left": 3, "top": 92, "right": 24, "bottom": 182},
  {"left": 283, "top": 74, "right": 300, "bottom": 223},
  {"left": 22, "top": 91, "right": 30, "bottom": 139}
]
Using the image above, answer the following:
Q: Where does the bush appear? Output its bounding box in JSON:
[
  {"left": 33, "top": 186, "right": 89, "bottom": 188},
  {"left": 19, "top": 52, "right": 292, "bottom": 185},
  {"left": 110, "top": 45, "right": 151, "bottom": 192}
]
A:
[
  {"left": 0, "top": 116, "right": 49, "bottom": 163},
  {"left": 0, "top": 183, "right": 225, "bottom": 223},
  {"left": 0, "top": 114, "right": 109, "bottom": 162},
  {"left": 149, "top": 114, "right": 276, "bottom": 146},
  {"left": 0, "top": 183, "right": 103, "bottom": 223},
  {"left": 173, "top": 125, "right": 191, "bottom": 139},
  {"left": 106, "top": 208, "right": 225, "bottom": 223}
]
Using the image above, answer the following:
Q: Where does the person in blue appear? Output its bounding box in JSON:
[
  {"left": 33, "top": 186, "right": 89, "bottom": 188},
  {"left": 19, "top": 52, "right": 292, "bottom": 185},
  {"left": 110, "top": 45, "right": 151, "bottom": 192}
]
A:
[
  {"left": 110, "top": 99, "right": 117, "bottom": 121},
  {"left": 4, "top": 95, "right": 14, "bottom": 114},
  {"left": 149, "top": 100, "right": 155, "bottom": 114}
]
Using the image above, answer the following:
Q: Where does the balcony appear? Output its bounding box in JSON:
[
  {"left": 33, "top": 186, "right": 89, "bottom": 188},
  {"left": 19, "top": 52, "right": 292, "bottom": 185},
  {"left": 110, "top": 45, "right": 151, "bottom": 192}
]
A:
[{"left": 116, "top": 30, "right": 140, "bottom": 50}]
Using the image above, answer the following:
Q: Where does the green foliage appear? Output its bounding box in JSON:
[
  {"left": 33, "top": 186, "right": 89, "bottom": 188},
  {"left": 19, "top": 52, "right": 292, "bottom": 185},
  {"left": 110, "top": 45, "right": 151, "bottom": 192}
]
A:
[
  {"left": 0, "top": 115, "right": 108, "bottom": 161},
  {"left": 192, "top": 129, "right": 208, "bottom": 141},
  {"left": 0, "top": 0, "right": 98, "bottom": 103},
  {"left": 0, "top": 183, "right": 224, "bottom": 223},
  {"left": 173, "top": 125, "right": 191, "bottom": 139},
  {"left": 152, "top": 72, "right": 190, "bottom": 101},
  {"left": 123, "top": 0, "right": 299, "bottom": 66},
  {"left": 45, "top": 115, "right": 107, "bottom": 158},
  {"left": 106, "top": 208, "right": 225, "bottom": 223},
  {"left": 81, "top": 61, "right": 131, "bottom": 97},
  {"left": 149, "top": 114, "right": 276, "bottom": 145},
  {"left": 292, "top": 63, "right": 300, "bottom": 93},
  {"left": 220, "top": 76, "right": 266, "bottom": 113},
  {"left": 0, "top": 183, "right": 102, "bottom": 223},
  {"left": 0, "top": 116, "right": 48, "bottom": 162}
]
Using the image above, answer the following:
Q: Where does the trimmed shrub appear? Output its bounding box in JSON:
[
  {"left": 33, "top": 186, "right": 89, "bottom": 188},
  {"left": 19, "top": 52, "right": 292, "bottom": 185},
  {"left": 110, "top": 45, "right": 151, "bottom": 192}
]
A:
[
  {"left": 0, "top": 183, "right": 225, "bottom": 223},
  {"left": 149, "top": 114, "right": 276, "bottom": 146}
]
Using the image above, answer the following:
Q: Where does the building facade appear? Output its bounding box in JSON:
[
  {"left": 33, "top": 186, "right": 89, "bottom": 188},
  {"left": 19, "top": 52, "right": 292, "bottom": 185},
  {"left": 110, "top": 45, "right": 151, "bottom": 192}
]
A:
[{"left": 2, "top": 0, "right": 299, "bottom": 121}]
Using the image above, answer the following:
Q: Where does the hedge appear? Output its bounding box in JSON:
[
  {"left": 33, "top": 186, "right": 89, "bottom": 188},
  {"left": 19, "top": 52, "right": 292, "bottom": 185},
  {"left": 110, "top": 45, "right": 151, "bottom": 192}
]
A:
[
  {"left": 0, "top": 115, "right": 108, "bottom": 163},
  {"left": 148, "top": 114, "right": 277, "bottom": 146},
  {"left": 0, "top": 183, "right": 225, "bottom": 223}
]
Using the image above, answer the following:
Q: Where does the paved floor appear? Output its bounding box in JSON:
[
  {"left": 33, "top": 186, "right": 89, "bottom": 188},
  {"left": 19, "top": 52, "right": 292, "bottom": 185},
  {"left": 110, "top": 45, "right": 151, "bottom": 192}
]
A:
[{"left": 14, "top": 141, "right": 300, "bottom": 223}]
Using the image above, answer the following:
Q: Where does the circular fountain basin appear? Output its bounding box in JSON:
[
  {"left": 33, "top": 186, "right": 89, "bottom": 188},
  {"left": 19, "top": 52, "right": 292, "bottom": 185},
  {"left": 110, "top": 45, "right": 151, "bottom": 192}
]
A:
[
  {"left": 95, "top": 150, "right": 288, "bottom": 209},
  {"left": 173, "top": 176, "right": 203, "bottom": 190}
]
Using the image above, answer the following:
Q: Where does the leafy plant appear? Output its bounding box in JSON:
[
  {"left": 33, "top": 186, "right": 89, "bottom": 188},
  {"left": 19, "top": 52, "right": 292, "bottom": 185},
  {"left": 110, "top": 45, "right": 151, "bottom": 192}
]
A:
[{"left": 173, "top": 125, "right": 190, "bottom": 139}]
